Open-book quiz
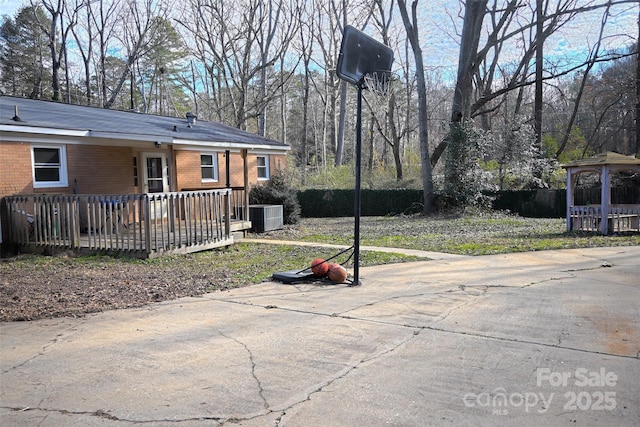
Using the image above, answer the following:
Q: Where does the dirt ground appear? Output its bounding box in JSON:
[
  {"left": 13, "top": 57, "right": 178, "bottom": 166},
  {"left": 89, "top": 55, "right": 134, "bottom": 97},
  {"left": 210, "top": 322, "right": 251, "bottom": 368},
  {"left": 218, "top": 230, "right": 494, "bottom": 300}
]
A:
[{"left": 0, "top": 253, "right": 239, "bottom": 323}]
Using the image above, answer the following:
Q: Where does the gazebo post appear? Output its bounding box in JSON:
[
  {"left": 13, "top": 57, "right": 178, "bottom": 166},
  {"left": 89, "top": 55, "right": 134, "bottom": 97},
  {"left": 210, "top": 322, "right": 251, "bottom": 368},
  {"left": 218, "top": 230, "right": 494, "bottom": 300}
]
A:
[
  {"left": 600, "top": 165, "right": 610, "bottom": 235},
  {"left": 566, "top": 168, "right": 574, "bottom": 232}
]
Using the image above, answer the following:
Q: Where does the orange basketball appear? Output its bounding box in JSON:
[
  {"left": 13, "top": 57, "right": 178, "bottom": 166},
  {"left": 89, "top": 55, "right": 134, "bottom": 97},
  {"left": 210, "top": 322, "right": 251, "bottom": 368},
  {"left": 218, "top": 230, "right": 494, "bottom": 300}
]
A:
[
  {"left": 311, "top": 258, "right": 329, "bottom": 276},
  {"left": 327, "top": 263, "right": 348, "bottom": 282}
]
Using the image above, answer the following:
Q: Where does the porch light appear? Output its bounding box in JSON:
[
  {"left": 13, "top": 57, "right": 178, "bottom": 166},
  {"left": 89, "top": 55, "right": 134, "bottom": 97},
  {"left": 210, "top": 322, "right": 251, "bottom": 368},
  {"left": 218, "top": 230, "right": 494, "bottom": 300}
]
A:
[{"left": 186, "top": 112, "right": 197, "bottom": 128}]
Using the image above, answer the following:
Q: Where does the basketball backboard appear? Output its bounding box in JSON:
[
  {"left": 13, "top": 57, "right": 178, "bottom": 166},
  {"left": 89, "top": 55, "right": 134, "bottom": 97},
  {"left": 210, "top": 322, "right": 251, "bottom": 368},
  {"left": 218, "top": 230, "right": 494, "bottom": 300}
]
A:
[{"left": 336, "top": 25, "right": 394, "bottom": 88}]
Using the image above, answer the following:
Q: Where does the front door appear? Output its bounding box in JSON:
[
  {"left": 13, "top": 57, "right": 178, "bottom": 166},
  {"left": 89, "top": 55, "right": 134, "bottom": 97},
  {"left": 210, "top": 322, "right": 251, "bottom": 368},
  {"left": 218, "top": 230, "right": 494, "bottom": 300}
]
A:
[
  {"left": 142, "top": 153, "right": 169, "bottom": 220},
  {"left": 142, "top": 153, "right": 168, "bottom": 193}
]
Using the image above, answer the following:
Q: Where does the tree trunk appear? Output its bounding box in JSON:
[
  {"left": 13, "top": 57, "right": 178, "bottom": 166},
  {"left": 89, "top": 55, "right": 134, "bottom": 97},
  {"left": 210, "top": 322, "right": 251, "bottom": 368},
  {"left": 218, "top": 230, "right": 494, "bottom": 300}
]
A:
[
  {"left": 397, "top": 0, "right": 432, "bottom": 213},
  {"left": 388, "top": 93, "right": 403, "bottom": 181},
  {"left": 636, "top": 7, "right": 640, "bottom": 154},
  {"left": 534, "top": 0, "right": 544, "bottom": 148},
  {"left": 450, "top": 1, "right": 487, "bottom": 122},
  {"left": 335, "top": 0, "right": 348, "bottom": 166},
  {"left": 335, "top": 78, "right": 347, "bottom": 165},
  {"left": 445, "top": 0, "right": 487, "bottom": 205}
]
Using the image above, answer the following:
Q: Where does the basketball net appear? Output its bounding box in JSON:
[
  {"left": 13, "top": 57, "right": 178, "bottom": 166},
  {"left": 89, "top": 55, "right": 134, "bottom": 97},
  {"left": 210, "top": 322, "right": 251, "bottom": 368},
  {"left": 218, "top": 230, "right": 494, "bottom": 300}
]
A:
[{"left": 362, "top": 71, "right": 395, "bottom": 113}]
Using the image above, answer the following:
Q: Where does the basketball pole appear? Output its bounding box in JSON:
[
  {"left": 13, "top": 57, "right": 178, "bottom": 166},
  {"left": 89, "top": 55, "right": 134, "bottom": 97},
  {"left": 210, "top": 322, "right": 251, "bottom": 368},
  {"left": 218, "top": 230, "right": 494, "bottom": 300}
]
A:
[{"left": 352, "top": 82, "right": 364, "bottom": 287}]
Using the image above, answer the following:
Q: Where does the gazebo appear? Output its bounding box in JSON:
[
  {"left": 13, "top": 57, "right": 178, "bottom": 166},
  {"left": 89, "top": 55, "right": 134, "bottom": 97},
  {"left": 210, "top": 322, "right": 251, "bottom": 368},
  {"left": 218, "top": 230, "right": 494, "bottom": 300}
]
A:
[{"left": 563, "top": 152, "right": 640, "bottom": 235}]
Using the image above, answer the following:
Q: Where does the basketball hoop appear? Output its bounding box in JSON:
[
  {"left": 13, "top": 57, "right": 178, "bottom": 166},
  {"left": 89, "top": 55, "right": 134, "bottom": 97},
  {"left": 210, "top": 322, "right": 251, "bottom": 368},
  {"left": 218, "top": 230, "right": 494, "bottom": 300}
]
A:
[{"left": 334, "top": 26, "right": 394, "bottom": 286}]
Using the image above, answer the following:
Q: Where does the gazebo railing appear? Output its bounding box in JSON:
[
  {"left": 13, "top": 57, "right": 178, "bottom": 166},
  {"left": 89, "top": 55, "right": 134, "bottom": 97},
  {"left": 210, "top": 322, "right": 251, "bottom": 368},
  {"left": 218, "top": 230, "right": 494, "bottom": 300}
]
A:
[{"left": 569, "top": 205, "right": 640, "bottom": 233}]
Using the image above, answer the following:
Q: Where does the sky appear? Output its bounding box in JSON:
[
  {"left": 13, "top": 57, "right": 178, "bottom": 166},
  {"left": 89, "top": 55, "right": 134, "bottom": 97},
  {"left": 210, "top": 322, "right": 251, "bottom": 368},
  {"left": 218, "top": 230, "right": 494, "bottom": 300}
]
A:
[{"left": 1, "top": 0, "right": 638, "bottom": 79}]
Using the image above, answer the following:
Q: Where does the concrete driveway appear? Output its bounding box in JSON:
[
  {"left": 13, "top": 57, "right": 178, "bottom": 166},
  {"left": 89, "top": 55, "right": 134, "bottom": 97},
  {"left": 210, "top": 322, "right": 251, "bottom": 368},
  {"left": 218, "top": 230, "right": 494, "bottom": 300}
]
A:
[{"left": 1, "top": 246, "right": 639, "bottom": 426}]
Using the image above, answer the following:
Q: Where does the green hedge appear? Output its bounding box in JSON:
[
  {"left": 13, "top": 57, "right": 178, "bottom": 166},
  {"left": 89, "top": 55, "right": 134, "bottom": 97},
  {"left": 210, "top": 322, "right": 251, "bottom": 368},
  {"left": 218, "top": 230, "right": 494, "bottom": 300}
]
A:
[
  {"left": 298, "top": 188, "right": 571, "bottom": 218},
  {"left": 298, "top": 189, "right": 424, "bottom": 217},
  {"left": 491, "top": 189, "right": 566, "bottom": 218}
]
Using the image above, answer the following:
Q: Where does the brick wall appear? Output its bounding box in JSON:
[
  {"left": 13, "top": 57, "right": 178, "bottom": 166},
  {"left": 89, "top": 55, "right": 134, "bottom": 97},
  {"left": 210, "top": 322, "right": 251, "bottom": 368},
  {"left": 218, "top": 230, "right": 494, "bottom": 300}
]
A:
[
  {"left": 0, "top": 141, "right": 136, "bottom": 199},
  {"left": 70, "top": 145, "right": 137, "bottom": 195},
  {"left": 0, "top": 141, "right": 33, "bottom": 198},
  {"left": 174, "top": 150, "right": 288, "bottom": 190}
]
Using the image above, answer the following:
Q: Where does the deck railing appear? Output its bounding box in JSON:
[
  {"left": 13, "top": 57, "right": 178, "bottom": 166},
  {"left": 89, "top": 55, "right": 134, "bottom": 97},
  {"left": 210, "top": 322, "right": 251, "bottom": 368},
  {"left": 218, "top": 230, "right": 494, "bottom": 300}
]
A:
[
  {"left": 5, "top": 189, "right": 245, "bottom": 257},
  {"left": 569, "top": 205, "right": 640, "bottom": 234}
]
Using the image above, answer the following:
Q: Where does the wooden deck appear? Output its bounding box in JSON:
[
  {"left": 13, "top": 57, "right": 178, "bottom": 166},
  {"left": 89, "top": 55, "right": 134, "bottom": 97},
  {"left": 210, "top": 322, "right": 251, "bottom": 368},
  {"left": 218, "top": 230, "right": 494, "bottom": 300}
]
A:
[{"left": 5, "top": 190, "right": 251, "bottom": 258}]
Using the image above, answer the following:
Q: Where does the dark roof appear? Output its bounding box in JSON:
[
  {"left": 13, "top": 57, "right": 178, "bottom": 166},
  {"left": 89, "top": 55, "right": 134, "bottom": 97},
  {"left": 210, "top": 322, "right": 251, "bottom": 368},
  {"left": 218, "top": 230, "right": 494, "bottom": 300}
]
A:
[
  {"left": 0, "top": 96, "right": 289, "bottom": 150},
  {"left": 562, "top": 152, "right": 640, "bottom": 168}
]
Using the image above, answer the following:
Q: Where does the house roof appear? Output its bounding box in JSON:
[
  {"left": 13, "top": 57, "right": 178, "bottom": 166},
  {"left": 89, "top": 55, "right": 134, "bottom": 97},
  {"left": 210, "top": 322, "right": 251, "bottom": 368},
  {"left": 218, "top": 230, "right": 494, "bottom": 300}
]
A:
[
  {"left": 561, "top": 152, "right": 640, "bottom": 168},
  {"left": 0, "top": 96, "right": 289, "bottom": 152}
]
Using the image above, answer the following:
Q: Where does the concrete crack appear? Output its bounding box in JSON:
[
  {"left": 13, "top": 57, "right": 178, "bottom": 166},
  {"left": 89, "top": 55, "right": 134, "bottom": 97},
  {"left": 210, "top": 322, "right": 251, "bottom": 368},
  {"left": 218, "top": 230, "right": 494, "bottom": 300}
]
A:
[
  {"left": 271, "top": 328, "right": 422, "bottom": 424},
  {"left": 337, "top": 290, "right": 467, "bottom": 317},
  {"left": 1, "top": 329, "right": 71, "bottom": 374},
  {"left": 216, "top": 331, "right": 270, "bottom": 410},
  {"left": 567, "top": 262, "right": 614, "bottom": 272},
  {"left": 424, "top": 325, "right": 639, "bottom": 360},
  {"left": 1, "top": 405, "right": 227, "bottom": 425}
]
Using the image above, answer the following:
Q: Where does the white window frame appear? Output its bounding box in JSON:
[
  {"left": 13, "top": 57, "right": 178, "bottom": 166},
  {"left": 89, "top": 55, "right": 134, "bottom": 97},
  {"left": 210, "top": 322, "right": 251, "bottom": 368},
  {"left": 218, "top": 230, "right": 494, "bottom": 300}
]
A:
[
  {"left": 257, "top": 155, "right": 270, "bottom": 180},
  {"left": 200, "top": 152, "right": 219, "bottom": 182},
  {"left": 31, "top": 144, "right": 68, "bottom": 188}
]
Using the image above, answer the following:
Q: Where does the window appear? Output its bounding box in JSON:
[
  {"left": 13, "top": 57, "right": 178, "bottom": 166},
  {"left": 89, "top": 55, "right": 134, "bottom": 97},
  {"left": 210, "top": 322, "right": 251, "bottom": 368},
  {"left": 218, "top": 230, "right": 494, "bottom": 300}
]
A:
[
  {"left": 257, "top": 155, "right": 269, "bottom": 180},
  {"left": 201, "top": 153, "right": 219, "bottom": 182},
  {"left": 31, "top": 145, "right": 68, "bottom": 188}
]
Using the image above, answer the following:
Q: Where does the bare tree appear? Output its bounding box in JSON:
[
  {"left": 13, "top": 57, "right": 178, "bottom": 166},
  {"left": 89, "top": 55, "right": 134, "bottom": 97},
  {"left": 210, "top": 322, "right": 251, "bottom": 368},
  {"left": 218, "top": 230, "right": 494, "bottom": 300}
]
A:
[
  {"left": 293, "top": 0, "right": 315, "bottom": 180},
  {"left": 397, "top": 0, "right": 433, "bottom": 213},
  {"left": 636, "top": 7, "right": 640, "bottom": 154},
  {"left": 311, "top": 0, "right": 374, "bottom": 166},
  {"left": 104, "top": 0, "right": 167, "bottom": 109},
  {"left": 431, "top": 1, "right": 636, "bottom": 167},
  {"left": 365, "top": 0, "right": 406, "bottom": 181},
  {"left": 178, "top": 0, "right": 295, "bottom": 131},
  {"left": 256, "top": 0, "right": 296, "bottom": 137},
  {"left": 91, "top": 0, "right": 120, "bottom": 107},
  {"left": 555, "top": 3, "right": 613, "bottom": 158},
  {"left": 37, "top": 0, "right": 73, "bottom": 101}
]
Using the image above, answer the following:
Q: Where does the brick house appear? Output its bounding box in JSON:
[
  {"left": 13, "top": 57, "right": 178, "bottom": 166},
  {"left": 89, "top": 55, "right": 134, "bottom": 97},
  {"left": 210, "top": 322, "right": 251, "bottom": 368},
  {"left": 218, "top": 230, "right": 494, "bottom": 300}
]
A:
[{"left": 0, "top": 96, "right": 290, "bottom": 256}]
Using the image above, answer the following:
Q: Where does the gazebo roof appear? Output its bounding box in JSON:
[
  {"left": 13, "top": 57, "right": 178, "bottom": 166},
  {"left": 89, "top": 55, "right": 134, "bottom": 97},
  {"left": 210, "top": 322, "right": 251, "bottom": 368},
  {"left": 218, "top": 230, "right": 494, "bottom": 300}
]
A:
[{"left": 562, "top": 152, "right": 640, "bottom": 169}]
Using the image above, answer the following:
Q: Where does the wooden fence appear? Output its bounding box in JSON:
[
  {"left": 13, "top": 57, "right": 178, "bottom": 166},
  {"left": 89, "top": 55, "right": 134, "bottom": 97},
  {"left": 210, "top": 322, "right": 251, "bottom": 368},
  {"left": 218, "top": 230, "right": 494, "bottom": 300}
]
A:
[{"left": 5, "top": 189, "right": 249, "bottom": 257}]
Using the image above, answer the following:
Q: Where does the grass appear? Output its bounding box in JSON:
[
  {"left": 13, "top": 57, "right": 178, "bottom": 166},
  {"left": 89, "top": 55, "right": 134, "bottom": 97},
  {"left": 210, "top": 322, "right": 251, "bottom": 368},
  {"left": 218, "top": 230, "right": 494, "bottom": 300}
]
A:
[
  {"left": 5, "top": 210, "right": 640, "bottom": 283},
  {"left": 180, "top": 242, "right": 421, "bottom": 284},
  {"left": 255, "top": 211, "right": 640, "bottom": 256},
  {"left": 3, "top": 210, "right": 638, "bottom": 321},
  {"left": 1, "top": 241, "right": 425, "bottom": 288}
]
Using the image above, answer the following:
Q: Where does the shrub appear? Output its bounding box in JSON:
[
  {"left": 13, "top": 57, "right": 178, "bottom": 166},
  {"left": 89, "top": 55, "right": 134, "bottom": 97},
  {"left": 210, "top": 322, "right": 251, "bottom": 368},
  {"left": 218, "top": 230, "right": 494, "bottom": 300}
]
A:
[{"left": 249, "top": 168, "right": 301, "bottom": 224}]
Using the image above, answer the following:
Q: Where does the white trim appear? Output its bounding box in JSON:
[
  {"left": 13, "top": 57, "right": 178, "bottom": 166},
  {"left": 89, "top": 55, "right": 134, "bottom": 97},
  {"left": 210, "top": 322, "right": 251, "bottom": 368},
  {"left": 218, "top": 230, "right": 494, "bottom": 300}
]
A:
[
  {"left": 89, "top": 131, "right": 173, "bottom": 143},
  {"left": 1, "top": 125, "right": 88, "bottom": 137},
  {"left": 172, "top": 138, "right": 290, "bottom": 152},
  {"left": 2, "top": 132, "right": 158, "bottom": 148},
  {"left": 251, "top": 148, "right": 288, "bottom": 155},
  {"left": 256, "top": 154, "right": 270, "bottom": 180},
  {"left": 200, "top": 152, "right": 219, "bottom": 183},
  {"left": 31, "top": 144, "right": 69, "bottom": 188}
]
